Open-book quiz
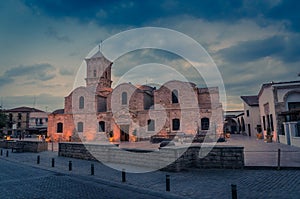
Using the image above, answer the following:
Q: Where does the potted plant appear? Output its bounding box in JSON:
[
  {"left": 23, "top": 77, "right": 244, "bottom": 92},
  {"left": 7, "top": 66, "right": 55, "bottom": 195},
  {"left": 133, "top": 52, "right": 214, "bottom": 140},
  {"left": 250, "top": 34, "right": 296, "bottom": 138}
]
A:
[
  {"left": 225, "top": 128, "right": 231, "bottom": 138},
  {"left": 265, "top": 128, "right": 273, "bottom": 143},
  {"left": 256, "top": 125, "right": 263, "bottom": 139}
]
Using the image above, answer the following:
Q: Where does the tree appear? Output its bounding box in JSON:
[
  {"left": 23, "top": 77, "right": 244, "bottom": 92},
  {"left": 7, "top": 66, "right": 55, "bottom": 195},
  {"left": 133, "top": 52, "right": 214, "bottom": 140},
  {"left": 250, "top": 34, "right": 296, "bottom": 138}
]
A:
[{"left": 0, "top": 110, "right": 7, "bottom": 129}]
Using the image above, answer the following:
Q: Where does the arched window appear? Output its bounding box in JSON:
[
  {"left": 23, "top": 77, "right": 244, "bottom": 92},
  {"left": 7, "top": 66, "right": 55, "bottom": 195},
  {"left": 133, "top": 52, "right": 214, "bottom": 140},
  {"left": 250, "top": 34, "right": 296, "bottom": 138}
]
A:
[
  {"left": 77, "top": 122, "right": 83, "bottom": 132},
  {"left": 147, "top": 119, "right": 155, "bottom": 131},
  {"left": 121, "top": 92, "right": 127, "bottom": 105},
  {"left": 172, "top": 118, "right": 180, "bottom": 131},
  {"left": 99, "top": 121, "right": 105, "bottom": 132},
  {"left": 171, "top": 89, "right": 179, "bottom": 104},
  {"left": 79, "top": 96, "right": 84, "bottom": 109},
  {"left": 57, "top": 122, "right": 63, "bottom": 133},
  {"left": 201, "top": 117, "right": 209, "bottom": 130}
]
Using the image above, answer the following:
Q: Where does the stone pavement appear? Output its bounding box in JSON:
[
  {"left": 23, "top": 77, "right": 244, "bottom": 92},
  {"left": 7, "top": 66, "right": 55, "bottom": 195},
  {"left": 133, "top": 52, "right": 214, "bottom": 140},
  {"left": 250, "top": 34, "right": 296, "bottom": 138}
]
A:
[
  {"left": 221, "top": 134, "right": 300, "bottom": 167},
  {"left": 1, "top": 147, "right": 300, "bottom": 199}
]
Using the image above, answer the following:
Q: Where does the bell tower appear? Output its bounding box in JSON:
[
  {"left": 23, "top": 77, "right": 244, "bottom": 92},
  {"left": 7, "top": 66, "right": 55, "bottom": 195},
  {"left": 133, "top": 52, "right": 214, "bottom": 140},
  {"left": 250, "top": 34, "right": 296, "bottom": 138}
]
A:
[{"left": 85, "top": 50, "right": 112, "bottom": 89}]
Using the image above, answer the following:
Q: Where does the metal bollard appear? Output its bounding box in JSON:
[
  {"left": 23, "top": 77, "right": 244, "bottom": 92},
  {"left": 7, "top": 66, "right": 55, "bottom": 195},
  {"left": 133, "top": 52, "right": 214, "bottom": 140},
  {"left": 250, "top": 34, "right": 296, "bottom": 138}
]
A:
[
  {"left": 122, "top": 169, "right": 126, "bottom": 182},
  {"left": 91, "top": 164, "right": 94, "bottom": 175},
  {"left": 51, "top": 158, "right": 55, "bottom": 167},
  {"left": 6, "top": 150, "right": 8, "bottom": 157},
  {"left": 277, "top": 148, "right": 281, "bottom": 170},
  {"left": 231, "top": 184, "right": 237, "bottom": 199},
  {"left": 69, "top": 161, "right": 72, "bottom": 171},
  {"left": 166, "top": 175, "right": 170, "bottom": 192},
  {"left": 37, "top": 155, "right": 40, "bottom": 164}
]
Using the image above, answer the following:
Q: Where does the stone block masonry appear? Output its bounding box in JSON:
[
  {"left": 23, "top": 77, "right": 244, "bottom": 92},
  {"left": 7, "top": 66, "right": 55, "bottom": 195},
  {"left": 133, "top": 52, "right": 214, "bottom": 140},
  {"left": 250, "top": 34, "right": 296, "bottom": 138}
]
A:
[
  {"left": 58, "top": 142, "right": 244, "bottom": 171},
  {"left": 0, "top": 140, "right": 48, "bottom": 152}
]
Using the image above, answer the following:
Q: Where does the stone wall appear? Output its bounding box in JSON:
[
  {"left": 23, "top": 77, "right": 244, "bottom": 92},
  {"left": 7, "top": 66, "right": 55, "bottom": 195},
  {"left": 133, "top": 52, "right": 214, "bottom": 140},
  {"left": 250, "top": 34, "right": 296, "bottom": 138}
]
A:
[
  {"left": 0, "top": 140, "right": 48, "bottom": 152},
  {"left": 58, "top": 143, "right": 244, "bottom": 171}
]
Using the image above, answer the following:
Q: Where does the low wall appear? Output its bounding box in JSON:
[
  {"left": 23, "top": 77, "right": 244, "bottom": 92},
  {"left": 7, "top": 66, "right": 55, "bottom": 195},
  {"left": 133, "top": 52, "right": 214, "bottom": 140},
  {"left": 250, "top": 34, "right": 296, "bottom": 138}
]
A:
[
  {"left": 291, "top": 137, "right": 300, "bottom": 147},
  {"left": 59, "top": 143, "right": 244, "bottom": 171},
  {"left": 0, "top": 140, "right": 48, "bottom": 152}
]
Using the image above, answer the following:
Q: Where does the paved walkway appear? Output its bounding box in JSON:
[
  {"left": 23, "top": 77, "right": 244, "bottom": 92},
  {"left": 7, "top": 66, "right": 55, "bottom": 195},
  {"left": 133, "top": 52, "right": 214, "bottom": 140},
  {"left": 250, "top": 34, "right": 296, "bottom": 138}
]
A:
[
  {"left": 221, "top": 134, "right": 300, "bottom": 167},
  {"left": 9, "top": 134, "right": 300, "bottom": 167},
  {"left": 1, "top": 145, "right": 300, "bottom": 198}
]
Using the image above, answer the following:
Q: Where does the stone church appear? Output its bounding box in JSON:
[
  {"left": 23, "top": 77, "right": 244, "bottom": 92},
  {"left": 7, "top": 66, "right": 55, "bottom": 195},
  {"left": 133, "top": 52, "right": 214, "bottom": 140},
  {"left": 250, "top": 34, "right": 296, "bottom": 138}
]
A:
[{"left": 47, "top": 50, "right": 224, "bottom": 142}]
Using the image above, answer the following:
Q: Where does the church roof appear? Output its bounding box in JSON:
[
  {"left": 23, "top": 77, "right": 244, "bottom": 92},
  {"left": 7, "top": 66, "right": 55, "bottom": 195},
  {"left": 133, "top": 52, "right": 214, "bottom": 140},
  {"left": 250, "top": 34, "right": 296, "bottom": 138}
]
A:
[
  {"left": 85, "top": 50, "right": 113, "bottom": 65},
  {"left": 91, "top": 50, "right": 105, "bottom": 59}
]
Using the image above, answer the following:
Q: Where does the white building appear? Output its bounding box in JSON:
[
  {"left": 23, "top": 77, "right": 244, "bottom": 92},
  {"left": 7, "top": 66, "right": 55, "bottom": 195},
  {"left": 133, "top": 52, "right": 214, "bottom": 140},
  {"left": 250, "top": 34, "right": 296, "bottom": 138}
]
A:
[
  {"left": 241, "top": 80, "right": 300, "bottom": 147},
  {"left": 240, "top": 96, "right": 261, "bottom": 137}
]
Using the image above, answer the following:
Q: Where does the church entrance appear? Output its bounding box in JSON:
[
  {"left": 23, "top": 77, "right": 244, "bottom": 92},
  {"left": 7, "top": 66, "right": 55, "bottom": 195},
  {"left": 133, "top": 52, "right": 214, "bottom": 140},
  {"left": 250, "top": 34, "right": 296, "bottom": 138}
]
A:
[{"left": 120, "top": 125, "right": 129, "bottom": 142}]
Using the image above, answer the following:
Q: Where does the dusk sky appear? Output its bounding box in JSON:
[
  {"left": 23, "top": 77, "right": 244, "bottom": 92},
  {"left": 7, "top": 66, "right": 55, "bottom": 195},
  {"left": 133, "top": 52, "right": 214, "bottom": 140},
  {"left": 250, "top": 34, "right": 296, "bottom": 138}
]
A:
[{"left": 0, "top": 0, "right": 300, "bottom": 112}]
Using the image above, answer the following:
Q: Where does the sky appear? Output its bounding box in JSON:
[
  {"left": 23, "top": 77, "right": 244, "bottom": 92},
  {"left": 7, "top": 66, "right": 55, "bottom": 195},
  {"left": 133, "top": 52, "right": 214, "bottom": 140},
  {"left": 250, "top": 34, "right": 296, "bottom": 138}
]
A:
[{"left": 0, "top": 0, "right": 300, "bottom": 112}]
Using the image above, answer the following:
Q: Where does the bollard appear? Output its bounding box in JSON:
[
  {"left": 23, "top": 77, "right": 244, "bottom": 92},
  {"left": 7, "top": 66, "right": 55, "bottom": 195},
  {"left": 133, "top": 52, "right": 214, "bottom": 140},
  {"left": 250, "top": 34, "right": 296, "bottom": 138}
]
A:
[
  {"left": 6, "top": 150, "right": 8, "bottom": 157},
  {"left": 1, "top": 149, "right": 2, "bottom": 156},
  {"left": 122, "top": 169, "right": 126, "bottom": 182},
  {"left": 51, "top": 158, "right": 55, "bottom": 167},
  {"left": 231, "top": 184, "right": 237, "bottom": 199},
  {"left": 37, "top": 155, "right": 40, "bottom": 164},
  {"left": 91, "top": 164, "right": 94, "bottom": 175},
  {"left": 166, "top": 175, "right": 170, "bottom": 192},
  {"left": 69, "top": 161, "right": 72, "bottom": 171},
  {"left": 277, "top": 149, "right": 281, "bottom": 170}
]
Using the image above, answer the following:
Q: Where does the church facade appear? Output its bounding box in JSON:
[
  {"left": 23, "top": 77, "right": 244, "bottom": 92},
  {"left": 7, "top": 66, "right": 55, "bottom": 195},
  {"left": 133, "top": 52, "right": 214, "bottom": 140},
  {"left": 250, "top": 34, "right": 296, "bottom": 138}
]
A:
[{"left": 47, "top": 51, "right": 224, "bottom": 142}]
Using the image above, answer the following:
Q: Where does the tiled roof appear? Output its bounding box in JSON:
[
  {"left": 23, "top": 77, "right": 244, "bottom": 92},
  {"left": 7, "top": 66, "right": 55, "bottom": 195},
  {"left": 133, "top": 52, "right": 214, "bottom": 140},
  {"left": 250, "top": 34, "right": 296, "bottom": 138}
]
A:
[
  {"left": 241, "top": 95, "right": 259, "bottom": 106},
  {"left": 5, "top": 106, "right": 44, "bottom": 113}
]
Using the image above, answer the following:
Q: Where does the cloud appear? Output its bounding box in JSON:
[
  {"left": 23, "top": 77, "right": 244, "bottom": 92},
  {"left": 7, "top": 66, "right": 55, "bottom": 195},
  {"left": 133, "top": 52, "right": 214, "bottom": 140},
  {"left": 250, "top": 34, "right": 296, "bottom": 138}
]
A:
[
  {"left": 0, "top": 76, "right": 13, "bottom": 87},
  {"left": 218, "top": 35, "right": 300, "bottom": 63},
  {"left": 59, "top": 67, "right": 75, "bottom": 76},
  {"left": 45, "top": 26, "right": 72, "bottom": 42},
  {"left": 1, "top": 93, "right": 64, "bottom": 112},
  {"left": 2, "top": 63, "right": 56, "bottom": 82}
]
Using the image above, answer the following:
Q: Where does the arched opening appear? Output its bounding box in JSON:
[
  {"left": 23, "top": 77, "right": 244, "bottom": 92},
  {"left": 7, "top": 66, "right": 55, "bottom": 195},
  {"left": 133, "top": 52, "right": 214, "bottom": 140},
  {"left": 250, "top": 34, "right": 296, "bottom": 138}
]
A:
[
  {"left": 241, "top": 117, "right": 245, "bottom": 132},
  {"left": 79, "top": 96, "right": 84, "bottom": 109},
  {"left": 99, "top": 121, "right": 105, "bottom": 132},
  {"left": 57, "top": 122, "right": 63, "bottom": 133},
  {"left": 172, "top": 118, "right": 180, "bottom": 131},
  {"left": 171, "top": 89, "right": 179, "bottom": 104},
  {"left": 147, "top": 119, "right": 155, "bottom": 131},
  {"left": 77, "top": 122, "right": 83, "bottom": 132},
  {"left": 121, "top": 92, "right": 127, "bottom": 105},
  {"left": 201, "top": 117, "right": 210, "bottom": 130}
]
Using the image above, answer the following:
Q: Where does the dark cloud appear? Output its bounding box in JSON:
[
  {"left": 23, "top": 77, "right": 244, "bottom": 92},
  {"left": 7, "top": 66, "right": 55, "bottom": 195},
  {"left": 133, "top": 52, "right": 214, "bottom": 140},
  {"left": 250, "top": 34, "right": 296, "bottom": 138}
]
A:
[
  {"left": 0, "top": 76, "right": 13, "bottom": 87},
  {"left": 2, "top": 63, "right": 56, "bottom": 82},
  {"left": 45, "top": 27, "right": 72, "bottom": 42},
  {"left": 21, "top": 0, "right": 300, "bottom": 33},
  {"left": 218, "top": 35, "right": 300, "bottom": 63},
  {"left": 266, "top": 0, "right": 300, "bottom": 31},
  {"left": 18, "top": 1, "right": 257, "bottom": 25}
]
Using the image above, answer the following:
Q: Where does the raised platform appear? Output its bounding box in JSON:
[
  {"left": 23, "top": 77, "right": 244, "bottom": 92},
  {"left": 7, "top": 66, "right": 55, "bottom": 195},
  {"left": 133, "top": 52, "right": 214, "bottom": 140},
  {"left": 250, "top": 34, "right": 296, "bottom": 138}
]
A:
[{"left": 58, "top": 142, "right": 244, "bottom": 171}]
